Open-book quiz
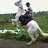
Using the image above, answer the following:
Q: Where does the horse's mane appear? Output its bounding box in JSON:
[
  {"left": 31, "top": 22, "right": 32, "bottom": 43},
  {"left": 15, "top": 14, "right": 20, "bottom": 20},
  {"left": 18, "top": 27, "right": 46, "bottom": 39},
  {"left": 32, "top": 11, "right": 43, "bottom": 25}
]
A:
[{"left": 20, "top": 1, "right": 24, "bottom": 15}]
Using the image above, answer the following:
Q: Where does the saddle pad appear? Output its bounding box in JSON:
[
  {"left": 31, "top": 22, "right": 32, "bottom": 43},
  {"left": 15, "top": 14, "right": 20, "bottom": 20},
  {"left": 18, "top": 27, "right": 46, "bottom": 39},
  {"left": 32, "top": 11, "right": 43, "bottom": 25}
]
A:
[{"left": 19, "top": 16, "right": 32, "bottom": 26}]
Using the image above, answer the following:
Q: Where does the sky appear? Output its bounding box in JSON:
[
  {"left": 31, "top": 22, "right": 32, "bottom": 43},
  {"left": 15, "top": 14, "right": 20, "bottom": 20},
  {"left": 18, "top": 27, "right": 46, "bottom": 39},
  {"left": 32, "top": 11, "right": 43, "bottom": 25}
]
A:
[{"left": 0, "top": 0, "right": 48, "bottom": 13}]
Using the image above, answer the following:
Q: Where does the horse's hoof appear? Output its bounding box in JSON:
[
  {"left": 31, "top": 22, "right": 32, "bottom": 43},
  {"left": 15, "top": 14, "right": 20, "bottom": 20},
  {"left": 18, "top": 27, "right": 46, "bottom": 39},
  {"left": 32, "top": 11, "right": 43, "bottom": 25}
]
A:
[
  {"left": 32, "top": 39, "right": 36, "bottom": 43},
  {"left": 13, "top": 25, "right": 16, "bottom": 27},
  {"left": 26, "top": 43, "right": 31, "bottom": 46},
  {"left": 18, "top": 27, "right": 20, "bottom": 29}
]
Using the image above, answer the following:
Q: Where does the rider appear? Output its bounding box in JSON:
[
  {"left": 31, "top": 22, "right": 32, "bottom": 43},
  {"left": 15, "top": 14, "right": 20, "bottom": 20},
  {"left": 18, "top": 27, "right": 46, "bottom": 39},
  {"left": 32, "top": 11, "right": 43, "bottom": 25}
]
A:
[
  {"left": 19, "top": 2, "right": 33, "bottom": 26},
  {"left": 22, "top": 2, "right": 33, "bottom": 20}
]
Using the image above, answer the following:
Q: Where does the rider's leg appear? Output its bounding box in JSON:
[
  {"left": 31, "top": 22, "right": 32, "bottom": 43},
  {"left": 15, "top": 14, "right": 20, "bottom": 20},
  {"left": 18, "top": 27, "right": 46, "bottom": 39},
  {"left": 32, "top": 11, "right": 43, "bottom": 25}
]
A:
[{"left": 22, "top": 14, "right": 33, "bottom": 20}]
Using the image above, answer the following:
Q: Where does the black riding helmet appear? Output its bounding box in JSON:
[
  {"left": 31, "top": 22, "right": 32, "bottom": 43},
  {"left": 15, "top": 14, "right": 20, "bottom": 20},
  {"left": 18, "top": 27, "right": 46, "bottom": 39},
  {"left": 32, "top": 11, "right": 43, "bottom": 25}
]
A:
[{"left": 26, "top": 2, "right": 30, "bottom": 7}]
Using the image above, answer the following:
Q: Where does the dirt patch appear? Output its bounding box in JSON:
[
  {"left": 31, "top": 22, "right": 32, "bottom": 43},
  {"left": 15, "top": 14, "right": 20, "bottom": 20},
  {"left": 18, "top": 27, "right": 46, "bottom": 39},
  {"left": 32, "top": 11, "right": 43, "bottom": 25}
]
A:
[{"left": 0, "top": 38, "right": 48, "bottom": 48}]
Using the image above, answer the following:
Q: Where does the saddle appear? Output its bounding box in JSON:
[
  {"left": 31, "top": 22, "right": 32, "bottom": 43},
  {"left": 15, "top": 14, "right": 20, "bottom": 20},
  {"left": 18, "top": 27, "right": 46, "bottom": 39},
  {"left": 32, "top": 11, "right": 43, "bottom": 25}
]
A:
[{"left": 19, "top": 16, "right": 32, "bottom": 26}]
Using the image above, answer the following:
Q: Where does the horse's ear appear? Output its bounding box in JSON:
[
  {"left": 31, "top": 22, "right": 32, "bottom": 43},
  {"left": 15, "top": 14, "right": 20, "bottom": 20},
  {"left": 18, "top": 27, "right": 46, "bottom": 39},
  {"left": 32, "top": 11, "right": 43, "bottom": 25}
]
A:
[
  {"left": 20, "top": 0, "right": 21, "bottom": 1},
  {"left": 20, "top": 0, "right": 22, "bottom": 1}
]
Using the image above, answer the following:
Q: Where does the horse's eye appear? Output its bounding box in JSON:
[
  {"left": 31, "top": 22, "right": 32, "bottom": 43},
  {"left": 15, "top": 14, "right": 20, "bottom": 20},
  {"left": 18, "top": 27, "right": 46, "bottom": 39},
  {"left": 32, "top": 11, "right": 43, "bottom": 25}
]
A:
[{"left": 17, "top": 2, "right": 18, "bottom": 3}]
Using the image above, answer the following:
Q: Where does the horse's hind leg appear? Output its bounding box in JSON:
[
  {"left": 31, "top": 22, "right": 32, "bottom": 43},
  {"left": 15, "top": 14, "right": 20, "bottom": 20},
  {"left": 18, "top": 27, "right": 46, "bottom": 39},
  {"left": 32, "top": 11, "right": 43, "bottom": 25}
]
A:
[
  {"left": 35, "top": 32, "right": 39, "bottom": 41},
  {"left": 27, "top": 29, "right": 35, "bottom": 45},
  {"left": 32, "top": 31, "right": 39, "bottom": 42}
]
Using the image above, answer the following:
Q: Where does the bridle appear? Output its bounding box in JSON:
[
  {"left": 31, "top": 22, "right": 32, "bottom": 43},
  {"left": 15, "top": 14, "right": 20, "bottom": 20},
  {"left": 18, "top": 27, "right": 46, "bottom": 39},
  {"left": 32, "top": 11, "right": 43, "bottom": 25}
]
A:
[
  {"left": 16, "top": 0, "right": 23, "bottom": 9},
  {"left": 19, "top": 7, "right": 23, "bottom": 9}
]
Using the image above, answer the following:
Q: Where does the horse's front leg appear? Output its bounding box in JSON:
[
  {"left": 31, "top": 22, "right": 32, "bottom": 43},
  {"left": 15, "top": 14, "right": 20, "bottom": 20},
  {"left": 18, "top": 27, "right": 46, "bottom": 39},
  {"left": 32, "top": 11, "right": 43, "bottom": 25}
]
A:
[
  {"left": 11, "top": 19, "right": 16, "bottom": 27},
  {"left": 17, "top": 22, "right": 20, "bottom": 28},
  {"left": 11, "top": 19, "right": 20, "bottom": 28}
]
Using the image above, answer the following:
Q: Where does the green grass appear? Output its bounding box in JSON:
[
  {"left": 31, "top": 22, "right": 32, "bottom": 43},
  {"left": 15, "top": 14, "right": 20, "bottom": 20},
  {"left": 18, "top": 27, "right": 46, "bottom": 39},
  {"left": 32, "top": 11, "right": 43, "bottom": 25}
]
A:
[
  {"left": 0, "top": 16, "right": 48, "bottom": 42},
  {"left": 0, "top": 23, "right": 16, "bottom": 30}
]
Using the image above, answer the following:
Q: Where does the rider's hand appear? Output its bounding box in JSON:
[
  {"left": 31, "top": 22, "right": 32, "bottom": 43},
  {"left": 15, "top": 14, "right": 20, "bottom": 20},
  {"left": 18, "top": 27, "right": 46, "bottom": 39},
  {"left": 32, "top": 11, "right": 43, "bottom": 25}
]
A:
[{"left": 25, "top": 9, "right": 27, "bottom": 11}]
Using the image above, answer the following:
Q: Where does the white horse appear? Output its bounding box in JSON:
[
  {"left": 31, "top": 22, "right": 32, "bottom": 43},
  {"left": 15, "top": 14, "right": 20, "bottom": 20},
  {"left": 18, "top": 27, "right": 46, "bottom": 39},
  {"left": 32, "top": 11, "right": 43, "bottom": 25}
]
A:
[{"left": 11, "top": 0, "right": 48, "bottom": 45}]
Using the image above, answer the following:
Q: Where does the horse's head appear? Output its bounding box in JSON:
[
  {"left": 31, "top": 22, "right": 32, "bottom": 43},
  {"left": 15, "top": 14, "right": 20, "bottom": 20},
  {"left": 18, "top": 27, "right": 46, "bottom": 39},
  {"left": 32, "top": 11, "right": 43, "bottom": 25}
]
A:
[
  {"left": 15, "top": 0, "right": 22, "bottom": 8},
  {"left": 15, "top": 0, "right": 25, "bottom": 15}
]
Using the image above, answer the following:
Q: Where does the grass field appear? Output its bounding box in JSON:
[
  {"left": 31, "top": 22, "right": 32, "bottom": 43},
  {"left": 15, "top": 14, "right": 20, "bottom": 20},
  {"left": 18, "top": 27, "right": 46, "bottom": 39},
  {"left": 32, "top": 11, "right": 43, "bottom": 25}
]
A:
[{"left": 0, "top": 15, "right": 48, "bottom": 42}]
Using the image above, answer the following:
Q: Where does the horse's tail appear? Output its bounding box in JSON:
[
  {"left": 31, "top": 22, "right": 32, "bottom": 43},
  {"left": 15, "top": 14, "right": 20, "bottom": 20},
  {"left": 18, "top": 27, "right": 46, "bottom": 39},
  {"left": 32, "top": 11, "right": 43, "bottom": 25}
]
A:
[{"left": 38, "top": 27, "right": 48, "bottom": 37}]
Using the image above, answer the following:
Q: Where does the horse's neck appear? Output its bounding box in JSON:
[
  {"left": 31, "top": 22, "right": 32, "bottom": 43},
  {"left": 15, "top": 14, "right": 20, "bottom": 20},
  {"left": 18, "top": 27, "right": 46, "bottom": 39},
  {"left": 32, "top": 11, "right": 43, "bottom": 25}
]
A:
[
  {"left": 18, "top": 8, "right": 21, "bottom": 14},
  {"left": 18, "top": 3, "right": 24, "bottom": 15},
  {"left": 18, "top": 8, "right": 25, "bottom": 16}
]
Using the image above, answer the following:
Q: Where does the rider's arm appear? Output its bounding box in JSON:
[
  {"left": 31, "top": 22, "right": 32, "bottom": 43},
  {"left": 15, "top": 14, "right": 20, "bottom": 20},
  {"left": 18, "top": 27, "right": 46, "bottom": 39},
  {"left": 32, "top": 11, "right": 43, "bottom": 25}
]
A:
[{"left": 25, "top": 9, "right": 29, "bottom": 14}]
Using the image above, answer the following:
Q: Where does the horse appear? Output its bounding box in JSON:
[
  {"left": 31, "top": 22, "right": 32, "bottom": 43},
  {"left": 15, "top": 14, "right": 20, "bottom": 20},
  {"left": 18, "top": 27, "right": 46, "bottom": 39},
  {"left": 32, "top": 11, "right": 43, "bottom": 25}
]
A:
[{"left": 11, "top": 0, "right": 48, "bottom": 45}]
